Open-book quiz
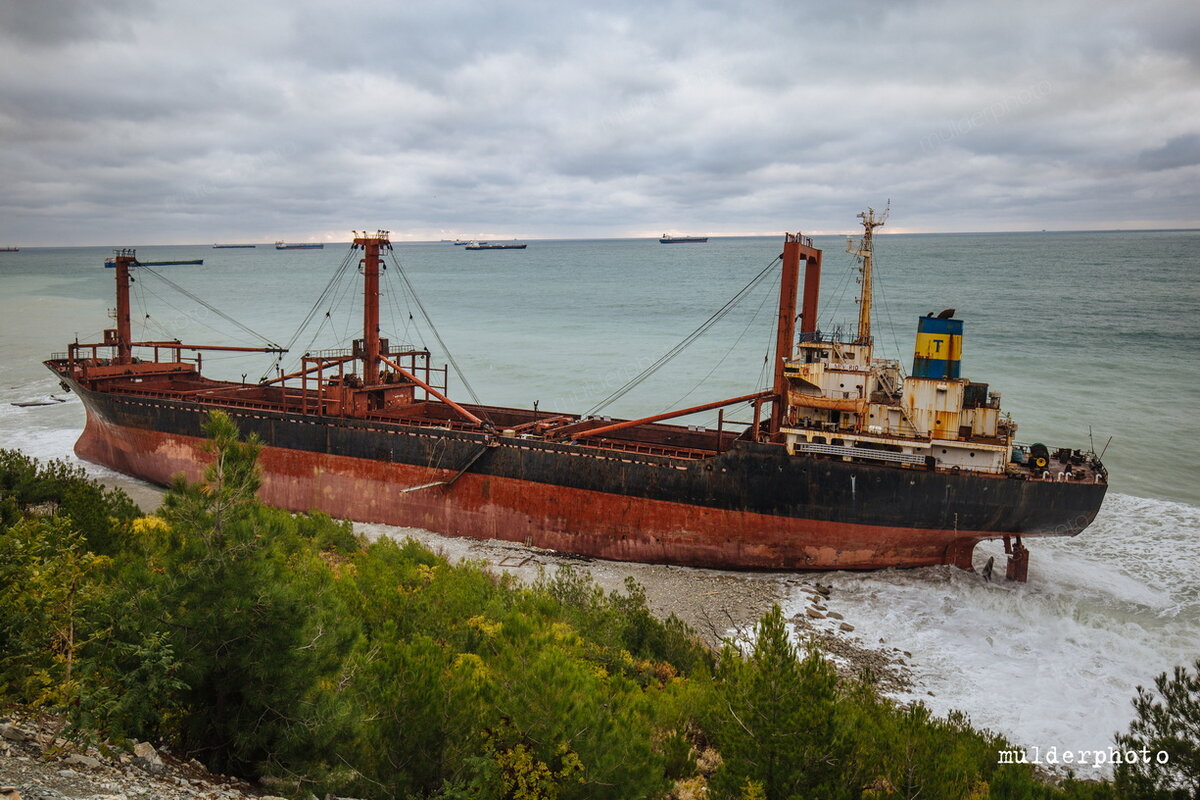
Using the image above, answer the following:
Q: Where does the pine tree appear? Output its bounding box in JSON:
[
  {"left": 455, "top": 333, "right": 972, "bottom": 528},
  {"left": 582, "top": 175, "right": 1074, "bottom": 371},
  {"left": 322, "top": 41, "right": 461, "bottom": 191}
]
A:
[
  {"left": 1116, "top": 659, "right": 1200, "bottom": 799},
  {"left": 149, "top": 412, "right": 358, "bottom": 776},
  {"left": 709, "top": 604, "right": 851, "bottom": 800},
  {"left": 159, "top": 410, "right": 262, "bottom": 548}
]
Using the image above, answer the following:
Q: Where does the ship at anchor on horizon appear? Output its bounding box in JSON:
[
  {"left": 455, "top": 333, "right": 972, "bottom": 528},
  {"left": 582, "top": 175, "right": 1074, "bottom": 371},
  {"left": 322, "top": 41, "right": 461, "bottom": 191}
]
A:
[{"left": 46, "top": 213, "right": 1107, "bottom": 581}]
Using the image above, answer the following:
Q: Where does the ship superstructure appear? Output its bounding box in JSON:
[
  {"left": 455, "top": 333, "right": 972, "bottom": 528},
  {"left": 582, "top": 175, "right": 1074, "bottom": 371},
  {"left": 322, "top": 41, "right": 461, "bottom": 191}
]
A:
[
  {"left": 783, "top": 209, "right": 1015, "bottom": 475},
  {"left": 47, "top": 222, "right": 1107, "bottom": 581}
]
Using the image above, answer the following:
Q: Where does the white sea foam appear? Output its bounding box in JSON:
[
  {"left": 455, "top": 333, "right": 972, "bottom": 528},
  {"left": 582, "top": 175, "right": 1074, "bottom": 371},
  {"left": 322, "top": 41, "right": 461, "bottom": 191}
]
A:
[
  {"left": 1, "top": 422, "right": 82, "bottom": 466},
  {"left": 784, "top": 492, "right": 1200, "bottom": 762}
]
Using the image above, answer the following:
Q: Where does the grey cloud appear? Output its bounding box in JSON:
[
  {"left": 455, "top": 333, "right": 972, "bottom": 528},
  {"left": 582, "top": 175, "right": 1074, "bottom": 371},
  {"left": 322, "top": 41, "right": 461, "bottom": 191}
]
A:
[
  {"left": 1137, "top": 134, "right": 1200, "bottom": 171},
  {"left": 1, "top": 0, "right": 1199, "bottom": 246},
  {"left": 0, "top": 0, "right": 149, "bottom": 46}
]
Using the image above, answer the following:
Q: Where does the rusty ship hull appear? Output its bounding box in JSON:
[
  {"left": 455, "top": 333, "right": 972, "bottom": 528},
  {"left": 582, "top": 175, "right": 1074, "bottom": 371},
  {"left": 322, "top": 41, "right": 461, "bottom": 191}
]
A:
[
  {"left": 58, "top": 374, "right": 1105, "bottom": 572},
  {"left": 48, "top": 227, "right": 1108, "bottom": 578}
]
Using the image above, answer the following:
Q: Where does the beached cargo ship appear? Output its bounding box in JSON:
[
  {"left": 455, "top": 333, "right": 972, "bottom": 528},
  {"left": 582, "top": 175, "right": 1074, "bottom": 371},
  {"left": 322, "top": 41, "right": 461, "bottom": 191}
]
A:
[{"left": 47, "top": 216, "right": 1107, "bottom": 580}]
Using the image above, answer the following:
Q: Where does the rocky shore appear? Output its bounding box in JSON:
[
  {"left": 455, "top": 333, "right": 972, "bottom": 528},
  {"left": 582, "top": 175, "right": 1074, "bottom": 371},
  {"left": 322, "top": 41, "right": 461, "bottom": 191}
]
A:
[
  {"left": 0, "top": 713, "right": 278, "bottom": 800},
  {"left": 785, "top": 583, "right": 916, "bottom": 695}
]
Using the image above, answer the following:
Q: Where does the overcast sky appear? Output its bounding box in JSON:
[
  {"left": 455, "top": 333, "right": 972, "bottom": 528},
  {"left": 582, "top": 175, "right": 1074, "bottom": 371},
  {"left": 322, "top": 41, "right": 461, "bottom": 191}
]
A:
[{"left": 2, "top": 0, "right": 1198, "bottom": 245}]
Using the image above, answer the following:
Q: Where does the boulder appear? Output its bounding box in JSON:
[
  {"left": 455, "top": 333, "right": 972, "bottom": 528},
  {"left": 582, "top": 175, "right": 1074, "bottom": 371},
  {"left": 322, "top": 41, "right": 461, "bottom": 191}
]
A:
[
  {"left": 0, "top": 723, "right": 32, "bottom": 742},
  {"left": 131, "top": 741, "right": 164, "bottom": 775},
  {"left": 65, "top": 752, "right": 103, "bottom": 770}
]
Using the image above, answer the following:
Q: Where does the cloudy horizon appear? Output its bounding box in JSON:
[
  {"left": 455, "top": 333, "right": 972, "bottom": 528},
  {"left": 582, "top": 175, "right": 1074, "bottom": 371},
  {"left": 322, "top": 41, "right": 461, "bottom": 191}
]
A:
[{"left": 2, "top": 0, "right": 1197, "bottom": 247}]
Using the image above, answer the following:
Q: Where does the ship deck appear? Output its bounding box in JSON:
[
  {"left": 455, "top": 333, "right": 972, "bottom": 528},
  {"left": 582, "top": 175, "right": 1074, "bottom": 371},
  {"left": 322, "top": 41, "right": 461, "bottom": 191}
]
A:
[
  {"left": 51, "top": 361, "right": 726, "bottom": 460},
  {"left": 48, "top": 358, "right": 1106, "bottom": 486}
]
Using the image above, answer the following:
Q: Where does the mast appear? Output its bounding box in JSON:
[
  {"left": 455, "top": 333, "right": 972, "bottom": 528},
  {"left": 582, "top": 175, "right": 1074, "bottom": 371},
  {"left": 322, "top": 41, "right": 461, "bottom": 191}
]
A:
[
  {"left": 798, "top": 235, "right": 823, "bottom": 341},
  {"left": 353, "top": 230, "right": 390, "bottom": 384},
  {"left": 846, "top": 206, "right": 887, "bottom": 345},
  {"left": 772, "top": 233, "right": 823, "bottom": 436},
  {"left": 101, "top": 249, "right": 282, "bottom": 368},
  {"left": 112, "top": 249, "right": 136, "bottom": 365}
]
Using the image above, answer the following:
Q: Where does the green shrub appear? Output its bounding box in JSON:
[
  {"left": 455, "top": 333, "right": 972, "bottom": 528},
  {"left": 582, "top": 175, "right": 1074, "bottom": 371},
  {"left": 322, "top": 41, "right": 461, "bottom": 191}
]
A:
[{"left": 0, "top": 449, "right": 138, "bottom": 553}]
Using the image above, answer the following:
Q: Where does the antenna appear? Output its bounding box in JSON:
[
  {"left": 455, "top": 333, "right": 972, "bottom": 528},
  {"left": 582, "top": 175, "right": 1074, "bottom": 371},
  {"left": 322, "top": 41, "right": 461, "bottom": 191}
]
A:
[{"left": 845, "top": 201, "right": 889, "bottom": 345}]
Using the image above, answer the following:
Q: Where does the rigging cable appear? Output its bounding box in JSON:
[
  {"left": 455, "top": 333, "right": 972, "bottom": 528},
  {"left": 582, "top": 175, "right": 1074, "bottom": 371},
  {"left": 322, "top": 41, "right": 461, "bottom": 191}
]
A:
[
  {"left": 819, "top": 247, "right": 857, "bottom": 335},
  {"left": 277, "top": 248, "right": 358, "bottom": 354},
  {"left": 757, "top": 275, "right": 780, "bottom": 391},
  {"left": 135, "top": 276, "right": 249, "bottom": 344},
  {"left": 384, "top": 250, "right": 490, "bottom": 419},
  {"left": 868, "top": 254, "right": 907, "bottom": 369},
  {"left": 134, "top": 275, "right": 192, "bottom": 343},
  {"left": 382, "top": 262, "right": 418, "bottom": 348},
  {"left": 297, "top": 312, "right": 336, "bottom": 364},
  {"left": 130, "top": 274, "right": 152, "bottom": 341},
  {"left": 585, "top": 254, "right": 782, "bottom": 417},
  {"left": 139, "top": 265, "right": 280, "bottom": 348},
  {"left": 661, "top": 267, "right": 780, "bottom": 413},
  {"left": 262, "top": 247, "right": 359, "bottom": 379},
  {"left": 335, "top": 263, "right": 361, "bottom": 352}
]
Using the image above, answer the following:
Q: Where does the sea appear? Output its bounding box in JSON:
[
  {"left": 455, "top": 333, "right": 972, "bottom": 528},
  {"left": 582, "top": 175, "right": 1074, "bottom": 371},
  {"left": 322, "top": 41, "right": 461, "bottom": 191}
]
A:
[{"left": 1, "top": 231, "right": 1197, "bottom": 765}]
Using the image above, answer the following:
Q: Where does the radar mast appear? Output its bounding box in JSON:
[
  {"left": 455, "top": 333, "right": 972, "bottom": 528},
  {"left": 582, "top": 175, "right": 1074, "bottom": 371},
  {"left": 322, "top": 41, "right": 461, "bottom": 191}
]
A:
[{"left": 845, "top": 203, "right": 888, "bottom": 346}]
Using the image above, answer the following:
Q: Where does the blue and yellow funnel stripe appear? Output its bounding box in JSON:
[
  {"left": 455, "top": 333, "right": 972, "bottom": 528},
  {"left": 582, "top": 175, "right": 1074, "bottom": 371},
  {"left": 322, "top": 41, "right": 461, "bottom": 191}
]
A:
[{"left": 912, "top": 316, "right": 963, "bottom": 379}]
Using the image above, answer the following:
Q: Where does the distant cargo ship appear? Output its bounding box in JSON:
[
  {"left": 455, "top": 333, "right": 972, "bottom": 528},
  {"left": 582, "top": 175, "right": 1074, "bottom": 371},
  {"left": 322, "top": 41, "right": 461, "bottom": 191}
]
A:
[
  {"left": 0, "top": 247, "right": 19, "bottom": 252},
  {"left": 104, "top": 258, "right": 203, "bottom": 268},
  {"left": 464, "top": 242, "right": 527, "bottom": 250},
  {"left": 275, "top": 241, "right": 324, "bottom": 250},
  {"left": 213, "top": 244, "right": 257, "bottom": 249},
  {"left": 660, "top": 234, "right": 708, "bottom": 243}
]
